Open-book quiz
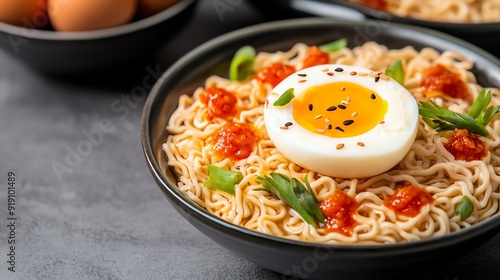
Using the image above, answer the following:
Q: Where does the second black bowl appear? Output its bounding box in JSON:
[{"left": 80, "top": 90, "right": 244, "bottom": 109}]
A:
[{"left": 247, "top": 0, "right": 500, "bottom": 57}]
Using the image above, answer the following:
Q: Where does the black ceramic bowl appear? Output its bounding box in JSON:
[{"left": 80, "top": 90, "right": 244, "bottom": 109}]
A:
[
  {"left": 0, "top": 0, "right": 198, "bottom": 75},
  {"left": 141, "top": 18, "right": 500, "bottom": 280},
  {"left": 247, "top": 0, "right": 500, "bottom": 58}
]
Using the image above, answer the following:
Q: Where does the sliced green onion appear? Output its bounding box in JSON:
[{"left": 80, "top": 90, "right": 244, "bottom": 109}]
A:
[
  {"left": 319, "top": 38, "right": 347, "bottom": 52},
  {"left": 229, "top": 45, "right": 256, "bottom": 81},
  {"left": 296, "top": 175, "right": 325, "bottom": 224},
  {"left": 455, "top": 196, "right": 474, "bottom": 221},
  {"left": 256, "top": 173, "right": 324, "bottom": 227},
  {"left": 468, "top": 89, "right": 500, "bottom": 126},
  {"left": 467, "top": 89, "right": 490, "bottom": 119},
  {"left": 418, "top": 89, "right": 497, "bottom": 136},
  {"left": 384, "top": 59, "right": 405, "bottom": 86},
  {"left": 204, "top": 164, "right": 243, "bottom": 195},
  {"left": 273, "top": 88, "right": 295, "bottom": 106},
  {"left": 482, "top": 105, "right": 500, "bottom": 125}
]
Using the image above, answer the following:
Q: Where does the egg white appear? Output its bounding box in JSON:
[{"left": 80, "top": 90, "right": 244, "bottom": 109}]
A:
[{"left": 264, "top": 64, "right": 419, "bottom": 178}]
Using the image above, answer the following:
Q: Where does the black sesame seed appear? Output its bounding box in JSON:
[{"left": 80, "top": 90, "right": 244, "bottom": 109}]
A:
[
  {"left": 285, "top": 122, "right": 293, "bottom": 126},
  {"left": 298, "top": 73, "right": 307, "bottom": 77},
  {"left": 374, "top": 76, "right": 380, "bottom": 82},
  {"left": 343, "top": 120, "right": 354, "bottom": 126},
  {"left": 327, "top": 124, "right": 332, "bottom": 130},
  {"left": 334, "top": 67, "right": 344, "bottom": 72},
  {"left": 327, "top": 106, "right": 337, "bottom": 111},
  {"left": 335, "top": 126, "right": 345, "bottom": 132},
  {"left": 308, "top": 104, "right": 313, "bottom": 111},
  {"left": 338, "top": 104, "right": 347, "bottom": 110},
  {"left": 370, "top": 93, "right": 376, "bottom": 100}
]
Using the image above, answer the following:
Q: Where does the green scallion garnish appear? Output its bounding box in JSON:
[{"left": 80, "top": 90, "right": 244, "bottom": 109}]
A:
[
  {"left": 418, "top": 89, "right": 499, "bottom": 136},
  {"left": 455, "top": 196, "right": 474, "bottom": 221},
  {"left": 273, "top": 88, "right": 295, "bottom": 106},
  {"left": 205, "top": 164, "right": 243, "bottom": 195},
  {"left": 229, "top": 45, "right": 256, "bottom": 81},
  {"left": 384, "top": 59, "right": 405, "bottom": 86},
  {"left": 467, "top": 89, "right": 500, "bottom": 126},
  {"left": 319, "top": 38, "right": 347, "bottom": 52},
  {"left": 256, "top": 173, "right": 325, "bottom": 227}
]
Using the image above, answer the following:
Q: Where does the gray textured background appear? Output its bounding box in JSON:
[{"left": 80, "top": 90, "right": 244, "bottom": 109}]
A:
[{"left": 1, "top": 1, "right": 499, "bottom": 279}]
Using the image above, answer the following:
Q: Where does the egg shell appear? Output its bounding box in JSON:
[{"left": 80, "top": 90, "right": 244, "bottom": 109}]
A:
[
  {"left": 0, "top": 0, "right": 48, "bottom": 27},
  {"left": 138, "top": 0, "right": 180, "bottom": 18},
  {"left": 264, "top": 64, "right": 419, "bottom": 178},
  {"left": 48, "top": 0, "right": 137, "bottom": 32}
]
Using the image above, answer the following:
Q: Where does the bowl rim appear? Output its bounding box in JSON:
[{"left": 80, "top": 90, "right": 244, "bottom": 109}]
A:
[
  {"left": 0, "top": 0, "right": 197, "bottom": 41},
  {"left": 141, "top": 17, "right": 500, "bottom": 251}
]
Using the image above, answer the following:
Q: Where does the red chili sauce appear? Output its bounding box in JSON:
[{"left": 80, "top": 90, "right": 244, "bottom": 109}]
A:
[
  {"left": 212, "top": 122, "right": 259, "bottom": 161},
  {"left": 319, "top": 189, "right": 359, "bottom": 236},
  {"left": 302, "top": 46, "right": 330, "bottom": 69},
  {"left": 199, "top": 87, "right": 238, "bottom": 121},
  {"left": 384, "top": 185, "right": 434, "bottom": 217},
  {"left": 254, "top": 62, "right": 296, "bottom": 88},
  {"left": 420, "top": 64, "right": 471, "bottom": 102},
  {"left": 444, "top": 128, "right": 488, "bottom": 161},
  {"left": 356, "top": 0, "right": 389, "bottom": 11}
]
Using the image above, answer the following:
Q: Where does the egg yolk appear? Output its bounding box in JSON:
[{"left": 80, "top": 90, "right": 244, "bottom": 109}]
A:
[{"left": 292, "top": 82, "right": 388, "bottom": 138}]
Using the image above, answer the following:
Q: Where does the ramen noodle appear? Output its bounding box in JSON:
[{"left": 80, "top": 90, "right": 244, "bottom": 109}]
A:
[
  {"left": 350, "top": 0, "right": 500, "bottom": 23},
  {"left": 163, "top": 41, "right": 500, "bottom": 244}
]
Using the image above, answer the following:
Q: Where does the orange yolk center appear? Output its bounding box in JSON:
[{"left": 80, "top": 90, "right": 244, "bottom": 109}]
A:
[{"left": 292, "top": 82, "right": 388, "bottom": 138}]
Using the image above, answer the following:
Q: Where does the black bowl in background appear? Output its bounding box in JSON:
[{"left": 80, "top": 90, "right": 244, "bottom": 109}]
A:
[
  {"left": 246, "top": 0, "right": 500, "bottom": 58},
  {"left": 141, "top": 18, "right": 500, "bottom": 280},
  {"left": 0, "top": 0, "right": 198, "bottom": 75}
]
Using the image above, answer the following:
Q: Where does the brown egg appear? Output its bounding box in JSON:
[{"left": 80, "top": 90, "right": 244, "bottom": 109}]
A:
[
  {"left": 0, "top": 0, "right": 48, "bottom": 27},
  {"left": 138, "top": 0, "right": 180, "bottom": 18},
  {"left": 48, "top": 0, "right": 137, "bottom": 32}
]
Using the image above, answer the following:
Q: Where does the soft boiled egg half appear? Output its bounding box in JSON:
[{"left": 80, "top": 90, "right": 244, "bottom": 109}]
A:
[{"left": 264, "top": 64, "right": 419, "bottom": 178}]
